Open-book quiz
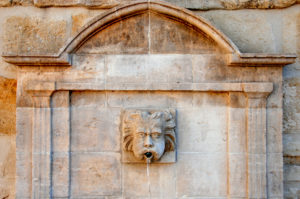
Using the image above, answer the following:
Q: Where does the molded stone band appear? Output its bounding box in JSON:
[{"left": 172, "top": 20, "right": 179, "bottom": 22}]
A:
[
  {"left": 3, "top": 0, "right": 298, "bottom": 10},
  {"left": 26, "top": 82, "right": 274, "bottom": 94}
]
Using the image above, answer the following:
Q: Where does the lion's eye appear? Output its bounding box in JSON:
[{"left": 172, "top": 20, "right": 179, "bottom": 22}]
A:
[
  {"left": 152, "top": 132, "right": 161, "bottom": 138},
  {"left": 138, "top": 132, "right": 145, "bottom": 137}
]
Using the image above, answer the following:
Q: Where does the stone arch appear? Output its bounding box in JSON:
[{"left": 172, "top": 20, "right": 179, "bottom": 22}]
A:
[{"left": 63, "top": 0, "right": 239, "bottom": 54}]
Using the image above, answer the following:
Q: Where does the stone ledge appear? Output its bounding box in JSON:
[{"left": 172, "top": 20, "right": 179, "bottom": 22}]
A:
[
  {"left": 31, "top": 0, "right": 300, "bottom": 9},
  {"left": 1, "top": 0, "right": 299, "bottom": 9},
  {"left": 26, "top": 81, "right": 274, "bottom": 93}
]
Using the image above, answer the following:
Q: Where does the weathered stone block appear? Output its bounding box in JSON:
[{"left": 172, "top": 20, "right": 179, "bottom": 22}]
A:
[
  {"left": 198, "top": 11, "right": 277, "bottom": 53},
  {"left": 106, "top": 55, "right": 193, "bottom": 85},
  {"left": 267, "top": 108, "right": 283, "bottom": 153},
  {"left": 71, "top": 153, "right": 121, "bottom": 197},
  {"left": 0, "top": 0, "right": 10, "bottom": 6},
  {"left": 34, "top": 0, "right": 124, "bottom": 8},
  {"left": 3, "top": 17, "right": 68, "bottom": 56},
  {"left": 11, "top": 0, "right": 33, "bottom": 6},
  {"left": 268, "top": 153, "right": 284, "bottom": 197},
  {"left": 283, "top": 133, "right": 300, "bottom": 156},
  {"left": 107, "top": 91, "right": 169, "bottom": 109},
  {"left": 0, "top": 134, "right": 15, "bottom": 199},
  {"left": 52, "top": 153, "right": 69, "bottom": 198},
  {"left": 176, "top": 153, "right": 227, "bottom": 197},
  {"left": 71, "top": 106, "right": 121, "bottom": 152},
  {"left": 177, "top": 97, "right": 227, "bottom": 153},
  {"left": 71, "top": 91, "right": 106, "bottom": 108},
  {"left": 284, "top": 164, "right": 300, "bottom": 198},
  {"left": 77, "top": 13, "right": 149, "bottom": 54},
  {"left": 123, "top": 163, "right": 176, "bottom": 198},
  {"left": 0, "top": 77, "right": 16, "bottom": 135}
]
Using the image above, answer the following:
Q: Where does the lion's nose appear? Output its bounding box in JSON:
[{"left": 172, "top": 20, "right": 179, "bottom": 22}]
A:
[{"left": 144, "top": 135, "right": 153, "bottom": 148}]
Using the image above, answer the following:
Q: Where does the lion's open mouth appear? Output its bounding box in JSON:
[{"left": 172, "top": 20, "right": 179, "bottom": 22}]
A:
[{"left": 144, "top": 152, "right": 153, "bottom": 159}]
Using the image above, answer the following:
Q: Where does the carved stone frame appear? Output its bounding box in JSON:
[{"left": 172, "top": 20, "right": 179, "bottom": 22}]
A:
[{"left": 21, "top": 81, "right": 272, "bottom": 198}]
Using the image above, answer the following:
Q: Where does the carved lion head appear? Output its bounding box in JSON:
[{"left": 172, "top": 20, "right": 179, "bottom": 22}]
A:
[{"left": 122, "top": 109, "right": 176, "bottom": 162}]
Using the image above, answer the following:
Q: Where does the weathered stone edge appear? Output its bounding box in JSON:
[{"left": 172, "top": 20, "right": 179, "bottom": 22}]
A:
[
  {"left": 26, "top": 81, "right": 274, "bottom": 93},
  {"left": 1, "top": 0, "right": 299, "bottom": 10}
]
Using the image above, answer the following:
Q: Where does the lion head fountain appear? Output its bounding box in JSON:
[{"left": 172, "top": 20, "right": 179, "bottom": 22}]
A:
[{"left": 122, "top": 109, "right": 176, "bottom": 163}]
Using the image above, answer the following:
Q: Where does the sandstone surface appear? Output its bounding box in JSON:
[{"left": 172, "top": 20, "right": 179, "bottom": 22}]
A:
[{"left": 0, "top": 1, "right": 299, "bottom": 198}]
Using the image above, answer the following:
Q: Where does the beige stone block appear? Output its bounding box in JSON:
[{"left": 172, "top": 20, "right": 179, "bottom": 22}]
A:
[
  {"left": 193, "top": 92, "right": 228, "bottom": 107},
  {"left": 247, "top": 154, "right": 267, "bottom": 198},
  {"left": 77, "top": 13, "right": 149, "bottom": 54},
  {"left": 71, "top": 107, "right": 121, "bottom": 152},
  {"left": 11, "top": 0, "right": 33, "bottom": 6},
  {"left": 149, "top": 13, "right": 221, "bottom": 54},
  {"left": 52, "top": 91, "right": 69, "bottom": 108},
  {"left": 228, "top": 107, "right": 247, "bottom": 153},
  {"left": 3, "top": 16, "right": 68, "bottom": 56},
  {"left": 71, "top": 12, "right": 101, "bottom": 36},
  {"left": 52, "top": 108, "right": 70, "bottom": 152},
  {"left": 198, "top": 11, "right": 277, "bottom": 53},
  {"left": 192, "top": 55, "right": 228, "bottom": 82},
  {"left": 0, "top": 134, "right": 15, "bottom": 199},
  {"left": 177, "top": 107, "right": 227, "bottom": 153},
  {"left": 15, "top": 108, "right": 33, "bottom": 198},
  {"left": 107, "top": 91, "right": 169, "bottom": 108},
  {"left": 72, "top": 55, "right": 106, "bottom": 72},
  {"left": 185, "top": 0, "right": 224, "bottom": 9},
  {"left": 0, "top": 0, "right": 10, "bottom": 6},
  {"left": 282, "top": 6, "right": 300, "bottom": 56},
  {"left": 105, "top": 55, "right": 148, "bottom": 84},
  {"left": 228, "top": 154, "right": 247, "bottom": 197},
  {"left": 268, "top": 153, "right": 284, "bottom": 197},
  {"left": 0, "top": 77, "right": 16, "bottom": 135},
  {"left": 105, "top": 55, "right": 193, "bottom": 85},
  {"left": 15, "top": 152, "right": 31, "bottom": 198},
  {"left": 52, "top": 153, "right": 69, "bottom": 198},
  {"left": 71, "top": 91, "right": 106, "bottom": 108},
  {"left": 123, "top": 163, "right": 176, "bottom": 198},
  {"left": 267, "top": 108, "right": 283, "bottom": 153},
  {"left": 176, "top": 153, "right": 227, "bottom": 197},
  {"left": 71, "top": 152, "right": 121, "bottom": 197},
  {"left": 166, "top": 92, "right": 194, "bottom": 108},
  {"left": 33, "top": 0, "right": 124, "bottom": 8}
]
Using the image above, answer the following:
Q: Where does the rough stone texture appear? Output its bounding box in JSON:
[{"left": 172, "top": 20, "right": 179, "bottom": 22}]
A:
[
  {"left": 0, "top": 134, "right": 15, "bottom": 199},
  {"left": 14, "top": 0, "right": 300, "bottom": 9},
  {"left": 3, "top": 17, "right": 68, "bottom": 56},
  {"left": 0, "top": 2, "right": 299, "bottom": 199},
  {"left": 0, "top": 0, "right": 10, "bottom": 6},
  {"left": 11, "top": 0, "right": 33, "bottom": 6},
  {"left": 0, "top": 77, "right": 16, "bottom": 135}
]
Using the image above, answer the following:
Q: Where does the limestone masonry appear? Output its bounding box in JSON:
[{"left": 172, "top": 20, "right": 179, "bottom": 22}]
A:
[{"left": 0, "top": 0, "right": 299, "bottom": 198}]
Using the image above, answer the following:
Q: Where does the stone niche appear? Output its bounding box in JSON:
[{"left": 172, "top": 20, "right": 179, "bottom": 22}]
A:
[{"left": 2, "top": 1, "right": 297, "bottom": 198}]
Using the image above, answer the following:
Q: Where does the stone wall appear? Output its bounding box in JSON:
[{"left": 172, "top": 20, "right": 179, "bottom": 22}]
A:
[{"left": 0, "top": 0, "right": 299, "bottom": 198}]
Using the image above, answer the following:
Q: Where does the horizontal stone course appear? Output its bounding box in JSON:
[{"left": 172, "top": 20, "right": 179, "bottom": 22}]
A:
[{"left": 1, "top": 0, "right": 299, "bottom": 9}]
